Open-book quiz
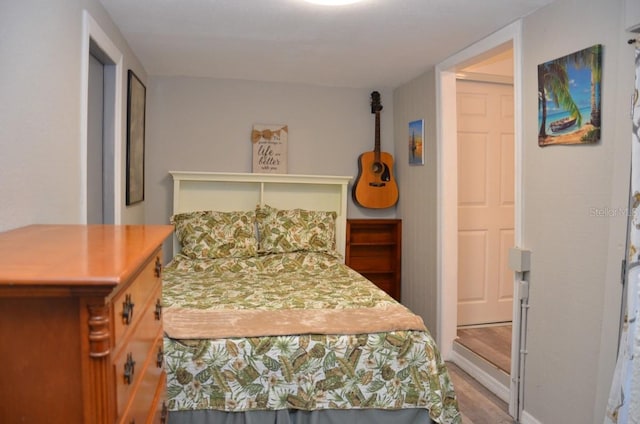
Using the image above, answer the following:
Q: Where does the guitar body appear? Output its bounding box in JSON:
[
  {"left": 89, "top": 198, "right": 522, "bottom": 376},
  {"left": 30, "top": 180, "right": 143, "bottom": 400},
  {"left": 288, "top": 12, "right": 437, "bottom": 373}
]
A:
[
  {"left": 353, "top": 151, "right": 399, "bottom": 208},
  {"left": 352, "top": 91, "right": 399, "bottom": 209}
]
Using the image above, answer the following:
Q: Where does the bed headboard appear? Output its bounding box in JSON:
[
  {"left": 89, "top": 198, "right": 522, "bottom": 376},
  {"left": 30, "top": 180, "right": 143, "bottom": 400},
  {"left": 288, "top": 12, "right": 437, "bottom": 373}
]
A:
[{"left": 169, "top": 171, "right": 353, "bottom": 259}]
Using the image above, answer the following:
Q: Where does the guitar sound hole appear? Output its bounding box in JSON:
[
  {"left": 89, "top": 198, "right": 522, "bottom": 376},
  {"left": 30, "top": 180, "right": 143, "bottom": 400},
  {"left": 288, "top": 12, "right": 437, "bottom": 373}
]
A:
[{"left": 371, "top": 162, "right": 383, "bottom": 174}]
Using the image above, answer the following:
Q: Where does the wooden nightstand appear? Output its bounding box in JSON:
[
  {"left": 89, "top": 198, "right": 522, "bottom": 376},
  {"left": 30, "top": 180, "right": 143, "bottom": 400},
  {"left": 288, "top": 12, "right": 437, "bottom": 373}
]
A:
[
  {"left": 345, "top": 219, "right": 401, "bottom": 301},
  {"left": 0, "top": 224, "right": 173, "bottom": 424}
]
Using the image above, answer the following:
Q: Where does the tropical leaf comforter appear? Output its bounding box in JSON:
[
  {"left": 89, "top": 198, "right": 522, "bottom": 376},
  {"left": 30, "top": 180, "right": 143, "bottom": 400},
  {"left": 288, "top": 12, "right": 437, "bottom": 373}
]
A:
[{"left": 162, "top": 251, "right": 460, "bottom": 424}]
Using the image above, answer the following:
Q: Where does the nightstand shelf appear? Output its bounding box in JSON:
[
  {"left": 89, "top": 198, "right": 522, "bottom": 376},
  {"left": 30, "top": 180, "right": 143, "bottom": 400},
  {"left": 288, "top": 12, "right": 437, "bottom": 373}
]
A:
[{"left": 345, "top": 219, "right": 401, "bottom": 301}]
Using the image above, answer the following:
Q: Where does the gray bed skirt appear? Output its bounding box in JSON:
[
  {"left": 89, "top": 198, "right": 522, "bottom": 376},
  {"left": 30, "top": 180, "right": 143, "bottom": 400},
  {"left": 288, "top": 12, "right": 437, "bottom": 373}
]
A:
[{"left": 168, "top": 408, "right": 435, "bottom": 424}]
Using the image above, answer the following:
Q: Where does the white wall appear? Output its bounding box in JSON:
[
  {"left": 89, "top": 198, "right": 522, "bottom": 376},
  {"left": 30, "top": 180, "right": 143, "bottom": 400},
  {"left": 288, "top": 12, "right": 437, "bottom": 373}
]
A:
[
  {"left": 392, "top": 70, "right": 438, "bottom": 330},
  {"left": 0, "top": 0, "right": 146, "bottom": 231},
  {"left": 520, "top": 0, "right": 632, "bottom": 421},
  {"left": 393, "top": 0, "right": 633, "bottom": 422},
  {"left": 144, "top": 77, "right": 398, "bottom": 243}
]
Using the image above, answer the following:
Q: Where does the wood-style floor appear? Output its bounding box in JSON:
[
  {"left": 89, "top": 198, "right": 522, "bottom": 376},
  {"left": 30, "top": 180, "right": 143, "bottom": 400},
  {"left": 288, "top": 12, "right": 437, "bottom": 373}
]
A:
[
  {"left": 447, "top": 362, "right": 515, "bottom": 424},
  {"left": 456, "top": 324, "right": 512, "bottom": 373}
]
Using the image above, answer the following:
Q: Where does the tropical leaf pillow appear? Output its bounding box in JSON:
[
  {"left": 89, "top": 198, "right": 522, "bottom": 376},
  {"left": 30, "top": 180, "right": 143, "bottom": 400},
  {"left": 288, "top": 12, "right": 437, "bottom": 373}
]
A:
[
  {"left": 170, "top": 210, "right": 258, "bottom": 259},
  {"left": 256, "top": 204, "right": 336, "bottom": 254}
]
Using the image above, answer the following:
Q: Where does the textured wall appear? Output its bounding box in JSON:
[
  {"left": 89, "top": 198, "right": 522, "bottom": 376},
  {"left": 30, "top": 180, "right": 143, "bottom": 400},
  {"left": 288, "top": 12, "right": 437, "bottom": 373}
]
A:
[
  {"left": 520, "top": 0, "right": 630, "bottom": 421},
  {"left": 392, "top": 0, "right": 632, "bottom": 422},
  {"left": 0, "top": 0, "right": 146, "bottom": 231},
  {"left": 144, "top": 77, "right": 397, "bottom": 257},
  {"left": 392, "top": 70, "right": 438, "bottom": 332}
]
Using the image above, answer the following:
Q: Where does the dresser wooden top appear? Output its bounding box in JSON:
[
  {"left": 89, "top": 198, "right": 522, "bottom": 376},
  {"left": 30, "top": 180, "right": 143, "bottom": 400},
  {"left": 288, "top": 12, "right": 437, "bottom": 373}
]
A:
[{"left": 0, "top": 225, "right": 173, "bottom": 288}]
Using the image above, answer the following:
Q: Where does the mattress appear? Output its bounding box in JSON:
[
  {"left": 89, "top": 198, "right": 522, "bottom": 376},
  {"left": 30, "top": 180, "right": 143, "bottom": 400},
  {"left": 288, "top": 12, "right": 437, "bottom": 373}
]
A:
[{"left": 162, "top": 251, "right": 460, "bottom": 424}]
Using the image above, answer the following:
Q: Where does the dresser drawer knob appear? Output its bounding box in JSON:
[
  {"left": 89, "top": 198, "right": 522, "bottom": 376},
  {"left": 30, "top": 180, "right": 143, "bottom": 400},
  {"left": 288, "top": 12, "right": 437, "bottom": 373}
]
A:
[
  {"left": 154, "top": 298, "right": 162, "bottom": 321},
  {"left": 156, "top": 346, "right": 164, "bottom": 368},
  {"left": 154, "top": 257, "right": 162, "bottom": 278},
  {"left": 122, "top": 294, "right": 135, "bottom": 325},
  {"left": 124, "top": 352, "right": 136, "bottom": 385}
]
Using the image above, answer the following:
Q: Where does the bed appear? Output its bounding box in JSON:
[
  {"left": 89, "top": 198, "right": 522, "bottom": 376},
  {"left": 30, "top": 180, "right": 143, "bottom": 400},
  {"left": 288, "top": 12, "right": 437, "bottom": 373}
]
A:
[{"left": 162, "top": 171, "right": 460, "bottom": 424}]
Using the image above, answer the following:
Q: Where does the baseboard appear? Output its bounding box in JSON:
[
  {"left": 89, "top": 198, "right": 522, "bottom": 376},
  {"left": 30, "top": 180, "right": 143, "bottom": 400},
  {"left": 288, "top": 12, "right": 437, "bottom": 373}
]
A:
[
  {"left": 520, "top": 410, "right": 543, "bottom": 424},
  {"left": 450, "top": 347, "right": 511, "bottom": 403}
]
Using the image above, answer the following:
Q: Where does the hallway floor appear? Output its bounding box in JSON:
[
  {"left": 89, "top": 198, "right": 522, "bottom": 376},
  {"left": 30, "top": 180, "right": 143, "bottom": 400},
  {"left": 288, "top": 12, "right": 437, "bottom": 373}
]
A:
[{"left": 456, "top": 324, "right": 512, "bottom": 373}]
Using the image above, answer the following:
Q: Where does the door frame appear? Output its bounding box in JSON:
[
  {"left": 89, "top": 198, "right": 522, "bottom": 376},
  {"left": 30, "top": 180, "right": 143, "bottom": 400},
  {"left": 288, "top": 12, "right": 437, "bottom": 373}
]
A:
[
  {"left": 435, "top": 20, "right": 524, "bottom": 417},
  {"left": 80, "top": 10, "right": 123, "bottom": 224}
]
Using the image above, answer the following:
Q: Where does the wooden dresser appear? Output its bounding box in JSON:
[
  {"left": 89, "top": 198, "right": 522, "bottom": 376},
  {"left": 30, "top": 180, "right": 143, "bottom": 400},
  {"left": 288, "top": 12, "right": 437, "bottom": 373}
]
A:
[
  {"left": 0, "top": 224, "right": 173, "bottom": 424},
  {"left": 345, "top": 219, "right": 402, "bottom": 301}
]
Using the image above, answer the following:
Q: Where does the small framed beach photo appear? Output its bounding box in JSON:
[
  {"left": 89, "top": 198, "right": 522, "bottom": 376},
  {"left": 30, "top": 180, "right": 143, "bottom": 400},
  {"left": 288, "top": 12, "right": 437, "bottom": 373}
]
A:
[{"left": 409, "top": 119, "right": 424, "bottom": 165}]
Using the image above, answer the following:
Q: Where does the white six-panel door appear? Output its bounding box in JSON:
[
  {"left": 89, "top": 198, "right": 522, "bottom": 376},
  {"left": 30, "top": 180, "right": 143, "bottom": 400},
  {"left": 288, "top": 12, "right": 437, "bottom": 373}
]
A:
[{"left": 457, "top": 79, "right": 514, "bottom": 326}]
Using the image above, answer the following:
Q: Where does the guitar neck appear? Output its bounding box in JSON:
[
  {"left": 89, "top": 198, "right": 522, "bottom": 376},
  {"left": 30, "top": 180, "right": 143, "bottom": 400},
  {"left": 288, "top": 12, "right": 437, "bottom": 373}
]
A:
[{"left": 374, "top": 111, "right": 381, "bottom": 162}]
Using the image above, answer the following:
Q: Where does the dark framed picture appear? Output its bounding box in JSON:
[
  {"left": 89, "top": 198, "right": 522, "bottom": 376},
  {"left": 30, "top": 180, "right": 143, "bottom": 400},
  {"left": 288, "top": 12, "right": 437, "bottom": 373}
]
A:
[{"left": 126, "top": 70, "right": 146, "bottom": 205}]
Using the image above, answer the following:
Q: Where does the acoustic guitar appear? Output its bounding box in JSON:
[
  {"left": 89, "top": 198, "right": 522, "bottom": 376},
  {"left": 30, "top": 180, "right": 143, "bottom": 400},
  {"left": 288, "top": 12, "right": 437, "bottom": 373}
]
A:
[{"left": 352, "top": 91, "right": 399, "bottom": 209}]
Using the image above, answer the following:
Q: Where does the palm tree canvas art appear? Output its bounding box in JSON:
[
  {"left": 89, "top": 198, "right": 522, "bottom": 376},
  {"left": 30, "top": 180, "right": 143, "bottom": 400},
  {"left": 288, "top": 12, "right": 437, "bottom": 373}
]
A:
[{"left": 538, "top": 44, "right": 602, "bottom": 147}]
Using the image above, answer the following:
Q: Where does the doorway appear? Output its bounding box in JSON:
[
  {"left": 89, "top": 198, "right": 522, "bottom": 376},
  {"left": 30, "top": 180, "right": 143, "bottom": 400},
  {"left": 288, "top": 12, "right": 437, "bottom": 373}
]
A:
[
  {"left": 81, "top": 11, "right": 123, "bottom": 224},
  {"left": 456, "top": 76, "right": 514, "bottom": 327},
  {"left": 87, "top": 52, "right": 110, "bottom": 224},
  {"left": 454, "top": 74, "right": 514, "bottom": 394},
  {"left": 436, "top": 21, "right": 524, "bottom": 420}
]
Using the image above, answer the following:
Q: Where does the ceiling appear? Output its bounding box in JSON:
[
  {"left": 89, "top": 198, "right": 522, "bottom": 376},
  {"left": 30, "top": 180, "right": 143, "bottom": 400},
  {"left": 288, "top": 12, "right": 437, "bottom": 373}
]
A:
[{"left": 99, "top": 0, "right": 555, "bottom": 89}]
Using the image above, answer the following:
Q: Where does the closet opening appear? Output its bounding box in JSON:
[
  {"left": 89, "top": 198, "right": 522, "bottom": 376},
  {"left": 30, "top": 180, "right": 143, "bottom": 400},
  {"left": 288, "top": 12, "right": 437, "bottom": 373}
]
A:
[
  {"left": 81, "top": 11, "right": 123, "bottom": 224},
  {"left": 436, "top": 21, "right": 525, "bottom": 420},
  {"left": 454, "top": 49, "right": 514, "bottom": 394}
]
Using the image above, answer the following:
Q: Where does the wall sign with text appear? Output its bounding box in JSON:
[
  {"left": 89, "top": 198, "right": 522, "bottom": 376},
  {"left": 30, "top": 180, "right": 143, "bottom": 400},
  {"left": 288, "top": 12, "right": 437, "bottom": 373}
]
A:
[{"left": 251, "top": 124, "right": 288, "bottom": 174}]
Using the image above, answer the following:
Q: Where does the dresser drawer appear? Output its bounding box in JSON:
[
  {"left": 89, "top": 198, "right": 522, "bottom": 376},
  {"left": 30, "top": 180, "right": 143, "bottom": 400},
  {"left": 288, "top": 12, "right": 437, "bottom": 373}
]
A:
[
  {"left": 113, "top": 249, "right": 163, "bottom": 346},
  {"left": 118, "top": 334, "right": 165, "bottom": 424},
  {"left": 114, "top": 282, "right": 164, "bottom": 419},
  {"left": 148, "top": 374, "right": 169, "bottom": 424}
]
